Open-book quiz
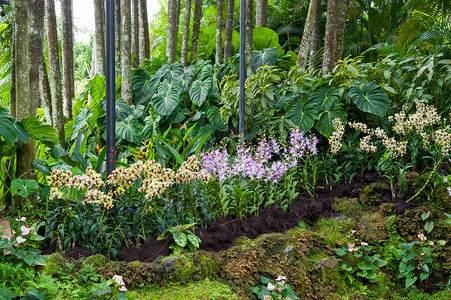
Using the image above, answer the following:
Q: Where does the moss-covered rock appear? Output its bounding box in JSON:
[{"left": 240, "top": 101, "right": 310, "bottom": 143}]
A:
[
  {"left": 81, "top": 254, "right": 107, "bottom": 268},
  {"left": 333, "top": 197, "right": 361, "bottom": 217},
  {"left": 42, "top": 252, "right": 67, "bottom": 275},
  {"left": 356, "top": 209, "right": 390, "bottom": 241},
  {"left": 359, "top": 182, "right": 390, "bottom": 206},
  {"left": 160, "top": 254, "right": 196, "bottom": 283}
]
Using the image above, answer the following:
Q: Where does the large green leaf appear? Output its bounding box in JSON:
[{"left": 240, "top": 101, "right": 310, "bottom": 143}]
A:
[
  {"left": 71, "top": 108, "right": 93, "bottom": 140},
  {"left": 253, "top": 48, "right": 278, "bottom": 72},
  {"left": 276, "top": 92, "right": 301, "bottom": 108},
  {"left": 309, "top": 87, "right": 340, "bottom": 113},
  {"left": 151, "top": 89, "right": 180, "bottom": 116},
  {"left": 115, "top": 99, "right": 133, "bottom": 120},
  {"left": 11, "top": 179, "right": 39, "bottom": 198},
  {"left": 21, "top": 116, "right": 59, "bottom": 145},
  {"left": 0, "top": 109, "right": 17, "bottom": 146},
  {"left": 116, "top": 115, "right": 143, "bottom": 145},
  {"left": 316, "top": 102, "right": 347, "bottom": 137},
  {"left": 189, "top": 79, "right": 212, "bottom": 106},
  {"left": 252, "top": 27, "right": 283, "bottom": 55},
  {"left": 88, "top": 74, "right": 106, "bottom": 102},
  {"left": 348, "top": 83, "right": 389, "bottom": 116},
  {"left": 207, "top": 106, "right": 228, "bottom": 132},
  {"left": 286, "top": 102, "right": 317, "bottom": 132}
]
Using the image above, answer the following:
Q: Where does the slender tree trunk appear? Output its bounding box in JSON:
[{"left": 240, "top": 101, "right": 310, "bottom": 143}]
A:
[
  {"left": 167, "top": 0, "right": 181, "bottom": 64},
  {"left": 215, "top": 0, "right": 224, "bottom": 65},
  {"left": 255, "top": 0, "right": 268, "bottom": 27},
  {"left": 180, "top": 0, "right": 192, "bottom": 67},
  {"left": 121, "top": 0, "right": 132, "bottom": 105},
  {"left": 9, "top": 24, "right": 16, "bottom": 118},
  {"left": 334, "top": 0, "right": 348, "bottom": 63},
  {"left": 308, "top": 0, "right": 321, "bottom": 72},
  {"left": 190, "top": 0, "right": 202, "bottom": 63},
  {"left": 139, "top": 0, "right": 151, "bottom": 62},
  {"left": 223, "top": 0, "right": 234, "bottom": 63},
  {"left": 115, "top": 0, "right": 122, "bottom": 69},
  {"left": 61, "top": 0, "right": 74, "bottom": 119},
  {"left": 45, "top": 0, "right": 66, "bottom": 148},
  {"left": 322, "top": 0, "right": 337, "bottom": 75},
  {"left": 132, "top": 0, "right": 140, "bottom": 67},
  {"left": 245, "top": 0, "right": 253, "bottom": 76},
  {"left": 40, "top": 57, "right": 53, "bottom": 125},
  {"left": 296, "top": 0, "right": 320, "bottom": 70},
  {"left": 94, "top": 0, "right": 105, "bottom": 75}
]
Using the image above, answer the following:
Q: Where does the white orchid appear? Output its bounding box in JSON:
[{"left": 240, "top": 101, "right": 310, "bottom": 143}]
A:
[{"left": 112, "top": 275, "right": 125, "bottom": 286}]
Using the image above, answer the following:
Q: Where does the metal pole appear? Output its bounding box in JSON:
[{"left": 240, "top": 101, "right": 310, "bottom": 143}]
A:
[
  {"left": 239, "top": 0, "right": 245, "bottom": 147},
  {"left": 105, "top": 0, "right": 116, "bottom": 178}
]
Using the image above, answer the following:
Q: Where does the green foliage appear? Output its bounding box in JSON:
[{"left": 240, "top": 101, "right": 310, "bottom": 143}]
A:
[
  {"left": 157, "top": 223, "right": 201, "bottom": 254},
  {"left": 251, "top": 275, "right": 300, "bottom": 300}
]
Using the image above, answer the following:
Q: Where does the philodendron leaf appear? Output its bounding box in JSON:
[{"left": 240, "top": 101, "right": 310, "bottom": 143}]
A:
[
  {"left": 405, "top": 276, "right": 417, "bottom": 289},
  {"left": 207, "top": 106, "right": 228, "bottom": 132},
  {"left": 348, "top": 82, "right": 389, "bottom": 116},
  {"left": 309, "top": 87, "right": 340, "bottom": 113},
  {"left": 0, "top": 110, "right": 17, "bottom": 146},
  {"left": 316, "top": 102, "right": 347, "bottom": 137},
  {"left": 189, "top": 79, "right": 212, "bottom": 106},
  {"left": 285, "top": 102, "right": 317, "bottom": 132},
  {"left": 11, "top": 179, "right": 39, "bottom": 198},
  {"left": 116, "top": 115, "right": 143, "bottom": 145},
  {"left": 21, "top": 116, "right": 59, "bottom": 145}
]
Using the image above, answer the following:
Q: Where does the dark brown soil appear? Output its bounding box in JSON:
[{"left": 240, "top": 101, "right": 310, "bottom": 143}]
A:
[{"left": 42, "top": 172, "right": 400, "bottom": 262}]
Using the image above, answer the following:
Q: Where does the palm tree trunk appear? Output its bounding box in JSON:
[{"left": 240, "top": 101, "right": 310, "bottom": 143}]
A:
[
  {"left": 223, "top": 0, "right": 234, "bottom": 63},
  {"left": 296, "top": 0, "right": 320, "bottom": 70},
  {"left": 191, "top": 0, "right": 202, "bottom": 63},
  {"left": 139, "top": 0, "right": 151, "bottom": 62},
  {"left": 255, "top": 0, "right": 268, "bottom": 27},
  {"left": 132, "top": 0, "right": 140, "bottom": 67},
  {"left": 334, "top": 0, "right": 348, "bottom": 63},
  {"left": 216, "top": 0, "right": 224, "bottom": 65},
  {"left": 61, "top": 0, "right": 74, "bottom": 119},
  {"left": 94, "top": 0, "right": 106, "bottom": 75},
  {"left": 40, "top": 57, "right": 53, "bottom": 124},
  {"left": 121, "top": 0, "right": 133, "bottom": 105},
  {"left": 9, "top": 23, "right": 16, "bottom": 118},
  {"left": 181, "top": 0, "right": 192, "bottom": 67},
  {"left": 115, "top": 0, "right": 122, "bottom": 69},
  {"left": 245, "top": 0, "right": 253, "bottom": 76},
  {"left": 45, "top": 0, "right": 66, "bottom": 148},
  {"left": 308, "top": 0, "right": 321, "bottom": 72},
  {"left": 167, "top": 0, "right": 181, "bottom": 64}
]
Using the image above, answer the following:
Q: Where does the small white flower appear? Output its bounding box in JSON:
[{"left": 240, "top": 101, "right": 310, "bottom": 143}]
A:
[
  {"left": 267, "top": 282, "right": 275, "bottom": 291},
  {"left": 112, "top": 275, "right": 125, "bottom": 286},
  {"left": 15, "top": 217, "right": 26, "bottom": 222},
  {"left": 444, "top": 177, "right": 448, "bottom": 183},
  {"left": 361, "top": 242, "right": 368, "bottom": 246},
  {"left": 119, "top": 286, "right": 127, "bottom": 292},
  {"left": 418, "top": 233, "right": 427, "bottom": 242},
  {"left": 21, "top": 226, "right": 31, "bottom": 236},
  {"left": 16, "top": 236, "right": 26, "bottom": 244},
  {"left": 276, "top": 274, "right": 287, "bottom": 281},
  {"left": 447, "top": 187, "right": 451, "bottom": 196}
]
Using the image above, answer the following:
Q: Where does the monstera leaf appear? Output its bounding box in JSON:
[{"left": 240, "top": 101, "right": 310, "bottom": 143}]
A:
[
  {"left": 286, "top": 102, "right": 317, "bottom": 132},
  {"left": 348, "top": 83, "right": 389, "bottom": 116},
  {"left": 189, "top": 79, "right": 212, "bottom": 106},
  {"left": 116, "top": 115, "right": 143, "bottom": 145},
  {"left": 309, "top": 87, "right": 341, "bottom": 113},
  {"left": 316, "top": 102, "right": 347, "bottom": 137},
  {"left": 253, "top": 48, "right": 278, "bottom": 72}
]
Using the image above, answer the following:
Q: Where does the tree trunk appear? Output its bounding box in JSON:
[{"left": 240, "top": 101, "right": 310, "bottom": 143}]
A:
[
  {"left": 223, "top": 0, "right": 234, "bottom": 63},
  {"left": 61, "top": 0, "right": 74, "bottom": 119},
  {"left": 190, "top": 0, "right": 202, "bottom": 63},
  {"left": 40, "top": 57, "right": 53, "bottom": 124},
  {"left": 9, "top": 23, "right": 16, "bottom": 118},
  {"left": 245, "top": 0, "right": 253, "bottom": 76},
  {"left": 139, "top": 0, "right": 151, "bottom": 62},
  {"left": 132, "top": 0, "right": 140, "bottom": 67},
  {"left": 167, "top": 0, "right": 181, "bottom": 64},
  {"left": 215, "top": 0, "right": 224, "bottom": 65},
  {"left": 322, "top": 0, "right": 347, "bottom": 75},
  {"left": 115, "top": 0, "right": 122, "bottom": 69},
  {"left": 308, "top": 0, "right": 321, "bottom": 72},
  {"left": 180, "top": 0, "right": 192, "bottom": 67},
  {"left": 121, "top": 0, "right": 132, "bottom": 105},
  {"left": 94, "top": 0, "right": 105, "bottom": 75},
  {"left": 296, "top": 0, "right": 320, "bottom": 70},
  {"left": 45, "top": 0, "right": 66, "bottom": 148},
  {"left": 255, "top": 0, "right": 268, "bottom": 27}
]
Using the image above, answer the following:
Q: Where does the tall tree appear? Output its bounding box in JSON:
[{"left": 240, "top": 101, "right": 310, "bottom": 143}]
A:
[
  {"left": 94, "top": 0, "right": 105, "bottom": 75},
  {"left": 334, "top": 0, "right": 348, "bottom": 63},
  {"left": 45, "top": 0, "right": 65, "bottom": 147},
  {"left": 131, "top": 0, "right": 140, "bottom": 67},
  {"left": 121, "top": 0, "right": 132, "bottom": 105},
  {"left": 180, "top": 0, "right": 192, "bottom": 67},
  {"left": 308, "top": 0, "right": 321, "bottom": 72},
  {"left": 322, "top": 0, "right": 348, "bottom": 75},
  {"left": 167, "top": 0, "right": 181, "bottom": 64},
  {"left": 296, "top": 0, "right": 321, "bottom": 70},
  {"left": 191, "top": 0, "right": 202, "bottom": 63},
  {"left": 223, "top": 0, "right": 234, "bottom": 63},
  {"left": 40, "top": 57, "right": 52, "bottom": 124},
  {"left": 115, "top": 0, "right": 122, "bottom": 69},
  {"left": 255, "top": 0, "right": 268, "bottom": 27},
  {"left": 215, "top": 0, "right": 224, "bottom": 64},
  {"left": 9, "top": 23, "right": 16, "bottom": 118},
  {"left": 245, "top": 0, "right": 253, "bottom": 76},
  {"left": 61, "top": 0, "right": 74, "bottom": 119},
  {"left": 139, "top": 0, "right": 151, "bottom": 62}
]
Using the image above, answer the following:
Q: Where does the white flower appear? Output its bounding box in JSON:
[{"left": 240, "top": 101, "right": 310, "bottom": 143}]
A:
[
  {"left": 418, "top": 233, "right": 427, "bottom": 242},
  {"left": 112, "top": 275, "right": 125, "bottom": 286},
  {"left": 444, "top": 177, "right": 448, "bottom": 183},
  {"left": 447, "top": 187, "right": 451, "bottom": 196},
  {"left": 21, "top": 226, "right": 31, "bottom": 236},
  {"left": 267, "top": 282, "right": 275, "bottom": 291},
  {"left": 361, "top": 242, "right": 368, "bottom": 246},
  {"left": 16, "top": 236, "right": 26, "bottom": 244},
  {"left": 119, "top": 286, "right": 127, "bottom": 292},
  {"left": 15, "top": 217, "right": 26, "bottom": 222},
  {"left": 348, "top": 243, "right": 359, "bottom": 252},
  {"left": 276, "top": 274, "right": 287, "bottom": 281}
]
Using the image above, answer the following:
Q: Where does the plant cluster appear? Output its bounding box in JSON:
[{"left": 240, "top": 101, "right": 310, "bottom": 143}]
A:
[{"left": 251, "top": 274, "right": 300, "bottom": 300}]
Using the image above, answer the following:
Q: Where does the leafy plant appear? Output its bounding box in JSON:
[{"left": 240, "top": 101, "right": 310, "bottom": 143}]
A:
[
  {"left": 251, "top": 274, "right": 300, "bottom": 300},
  {"left": 157, "top": 223, "right": 201, "bottom": 254}
]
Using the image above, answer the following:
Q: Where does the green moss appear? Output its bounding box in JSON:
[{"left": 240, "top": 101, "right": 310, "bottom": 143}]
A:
[
  {"left": 359, "top": 182, "right": 390, "bottom": 207},
  {"left": 162, "top": 254, "right": 196, "bottom": 283},
  {"left": 42, "top": 252, "right": 66, "bottom": 275},
  {"left": 313, "top": 217, "right": 355, "bottom": 246},
  {"left": 135, "top": 278, "right": 240, "bottom": 299},
  {"left": 81, "top": 254, "right": 108, "bottom": 268},
  {"left": 333, "top": 197, "right": 362, "bottom": 217}
]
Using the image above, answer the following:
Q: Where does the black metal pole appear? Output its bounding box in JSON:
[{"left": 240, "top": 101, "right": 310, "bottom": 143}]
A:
[
  {"left": 239, "top": 0, "right": 246, "bottom": 147},
  {"left": 105, "top": 0, "right": 116, "bottom": 178}
]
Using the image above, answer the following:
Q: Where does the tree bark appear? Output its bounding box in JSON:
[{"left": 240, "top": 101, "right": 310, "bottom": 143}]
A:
[
  {"left": 308, "top": 0, "right": 321, "bottom": 72},
  {"left": 61, "top": 0, "right": 74, "bottom": 119},
  {"left": 215, "top": 0, "right": 224, "bottom": 65},
  {"left": 245, "top": 0, "right": 253, "bottom": 76},
  {"left": 9, "top": 23, "right": 16, "bottom": 118},
  {"left": 94, "top": 0, "right": 105, "bottom": 75},
  {"left": 190, "top": 0, "right": 202, "bottom": 63},
  {"left": 132, "top": 0, "right": 140, "bottom": 67},
  {"left": 223, "top": 0, "right": 234, "bottom": 63},
  {"left": 45, "top": 0, "right": 66, "bottom": 148},
  {"left": 40, "top": 57, "right": 53, "bottom": 125},
  {"left": 334, "top": 0, "right": 348, "bottom": 63},
  {"left": 139, "top": 0, "right": 151, "bottom": 62},
  {"left": 121, "top": 0, "right": 132, "bottom": 105},
  {"left": 167, "top": 0, "right": 181, "bottom": 64},
  {"left": 180, "top": 0, "right": 192, "bottom": 67},
  {"left": 296, "top": 0, "right": 320, "bottom": 70},
  {"left": 255, "top": 0, "right": 268, "bottom": 27},
  {"left": 115, "top": 0, "right": 122, "bottom": 69}
]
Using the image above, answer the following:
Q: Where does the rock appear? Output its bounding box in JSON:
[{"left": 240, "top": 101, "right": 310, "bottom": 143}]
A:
[
  {"left": 42, "top": 252, "right": 66, "bottom": 275},
  {"left": 81, "top": 254, "right": 108, "bottom": 268},
  {"left": 162, "top": 257, "right": 178, "bottom": 273},
  {"left": 283, "top": 245, "right": 294, "bottom": 260},
  {"left": 359, "top": 182, "right": 390, "bottom": 206}
]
